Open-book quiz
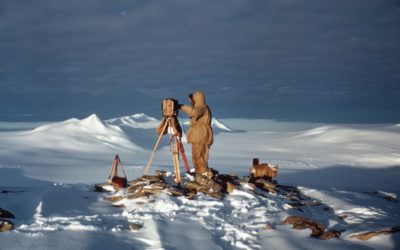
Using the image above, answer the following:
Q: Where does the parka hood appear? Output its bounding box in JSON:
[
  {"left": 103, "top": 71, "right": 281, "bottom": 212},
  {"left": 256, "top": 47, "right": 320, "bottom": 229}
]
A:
[{"left": 192, "top": 91, "right": 206, "bottom": 106}]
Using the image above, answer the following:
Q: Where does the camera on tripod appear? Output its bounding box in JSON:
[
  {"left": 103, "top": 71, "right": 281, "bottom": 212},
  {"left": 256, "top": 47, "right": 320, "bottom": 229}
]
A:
[
  {"left": 162, "top": 98, "right": 179, "bottom": 118},
  {"left": 144, "top": 97, "right": 190, "bottom": 183}
]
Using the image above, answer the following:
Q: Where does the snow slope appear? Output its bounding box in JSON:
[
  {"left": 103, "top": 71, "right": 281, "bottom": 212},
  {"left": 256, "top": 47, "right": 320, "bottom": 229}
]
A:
[{"left": 1, "top": 116, "right": 400, "bottom": 249}]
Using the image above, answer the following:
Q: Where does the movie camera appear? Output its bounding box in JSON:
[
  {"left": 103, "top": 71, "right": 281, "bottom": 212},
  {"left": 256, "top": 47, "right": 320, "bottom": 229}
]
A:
[{"left": 162, "top": 98, "right": 179, "bottom": 118}]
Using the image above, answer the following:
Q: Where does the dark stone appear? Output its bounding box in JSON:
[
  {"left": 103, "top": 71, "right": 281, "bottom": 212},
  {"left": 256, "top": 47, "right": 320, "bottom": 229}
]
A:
[
  {"left": 0, "top": 208, "right": 15, "bottom": 219},
  {"left": 351, "top": 226, "right": 400, "bottom": 241},
  {"left": 320, "top": 230, "right": 343, "bottom": 240},
  {"left": 169, "top": 188, "right": 184, "bottom": 197},
  {"left": 94, "top": 184, "right": 112, "bottom": 192},
  {"left": 130, "top": 223, "right": 143, "bottom": 231},
  {"left": 0, "top": 219, "right": 14, "bottom": 232},
  {"left": 282, "top": 216, "right": 325, "bottom": 237}
]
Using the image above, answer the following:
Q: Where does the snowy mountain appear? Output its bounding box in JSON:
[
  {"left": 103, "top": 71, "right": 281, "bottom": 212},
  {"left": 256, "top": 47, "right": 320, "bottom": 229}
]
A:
[
  {"left": 106, "top": 113, "right": 160, "bottom": 129},
  {"left": 0, "top": 114, "right": 147, "bottom": 183},
  {"left": 106, "top": 113, "right": 233, "bottom": 132},
  {"left": 2, "top": 114, "right": 143, "bottom": 153}
]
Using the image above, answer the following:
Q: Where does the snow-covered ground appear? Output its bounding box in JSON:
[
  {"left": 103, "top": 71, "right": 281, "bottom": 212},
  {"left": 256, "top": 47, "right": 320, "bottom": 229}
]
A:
[{"left": 1, "top": 114, "right": 399, "bottom": 249}]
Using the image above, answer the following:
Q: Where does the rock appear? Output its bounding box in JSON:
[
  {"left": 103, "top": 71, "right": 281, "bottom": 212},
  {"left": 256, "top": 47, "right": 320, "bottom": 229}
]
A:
[
  {"left": 288, "top": 200, "right": 322, "bottom": 210},
  {"left": 168, "top": 187, "right": 184, "bottom": 197},
  {"left": 149, "top": 182, "right": 167, "bottom": 190},
  {"left": 282, "top": 216, "right": 325, "bottom": 237},
  {"left": 250, "top": 163, "right": 278, "bottom": 179},
  {"left": 103, "top": 195, "right": 125, "bottom": 202},
  {"left": 111, "top": 204, "right": 125, "bottom": 208},
  {"left": 185, "top": 181, "right": 202, "bottom": 192},
  {"left": 319, "top": 230, "right": 343, "bottom": 240},
  {"left": 132, "top": 175, "right": 164, "bottom": 185},
  {"left": 384, "top": 195, "right": 398, "bottom": 202},
  {"left": 130, "top": 223, "right": 142, "bottom": 231},
  {"left": 0, "top": 208, "right": 15, "bottom": 219},
  {"left": 155, "top": 170, "right": 167, "bottom": 178},
  {"left": 194, "top": 175, "right": 223, "bottom": 194},
  {"left": 128, "top": 189, "right": 162, "bottom": 199},
  {"left": 226, "top": 182, "right": 236, "bottom": 193},
  {"left": 352, "top": 232, "right": 380, "bottom": 241},
  {"left": 217, "top": 174, "right": 239, "bottom": 184},
  {"left": 184, "top": 190, "right": 197, "bottom": 199},
  {"left": 195, "top": 174, "right": 210, "bottom": 186},
  {"left": 208, "top": 192, "right": 223, "bottom": 199},
  {"left": 304, "top": 200, "right": 322, "bottom": 207},
  {"left": 204, "top": 168, "right": 219, "bottom": 178},
  {"left": 127, "top": 175, "right": 167, "bottom": 198},
  {"left": 264, "top": 224, "right": 273, "bottom": 230},
  {"left": 215, "top": 174, "right": 239, "bottom": 193},
  {"left": 240, "top": 176, "right": 250, "bottom": 183},
  {"left": 94, "top": 183, "right": 114, "bottom": 192},
  {"left": 208, "top": 180, "right": 222, "bottom": 193},
  {"left": 128, "top": 184, "right": 146, "bottom": 194},
  {"left": 254, "top": 178, "right": 277, "bottom": 194},
  {"left": 241, "top": 182, "right": 256, "bottom": 190},
  {"left": 0, "top": 219, "right": 14, "bottom": 232},
  {"left": 184, "top": 177, "right": 223, "bottom": 198},
  {"left": 351, "top": 226, "right": 400, "bottom": 241}
]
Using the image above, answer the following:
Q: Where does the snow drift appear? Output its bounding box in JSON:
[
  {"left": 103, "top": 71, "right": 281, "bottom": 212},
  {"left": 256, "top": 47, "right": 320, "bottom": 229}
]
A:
[
  {"left": 1, "top": 116, "right": 400, "bottom": 250},
  {"left": 0, "top": 114, "right": 143, "bottom": 154}
]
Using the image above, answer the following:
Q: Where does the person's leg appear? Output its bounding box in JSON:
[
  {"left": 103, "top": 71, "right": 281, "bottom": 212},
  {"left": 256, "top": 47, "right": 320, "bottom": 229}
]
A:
[
  {"left": 204, "top": 145, "right": 209, "bottom": 167},
  {"left": 191, "top": 143, "right": 208, "bottom": 174}
]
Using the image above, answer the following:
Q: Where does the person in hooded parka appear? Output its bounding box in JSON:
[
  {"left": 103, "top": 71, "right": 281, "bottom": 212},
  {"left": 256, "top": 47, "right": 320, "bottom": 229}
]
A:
[{"left": 179, "top": 91, "right": 214, "bottom": 175}]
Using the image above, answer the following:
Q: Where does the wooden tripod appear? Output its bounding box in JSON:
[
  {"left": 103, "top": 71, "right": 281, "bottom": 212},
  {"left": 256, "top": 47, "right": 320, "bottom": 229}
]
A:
[
  {"left": 143, "top": 117, "right": 190, "bottom": 184},
  {"left": 107, "top": 154, "right": 128, "bottom": 188}
]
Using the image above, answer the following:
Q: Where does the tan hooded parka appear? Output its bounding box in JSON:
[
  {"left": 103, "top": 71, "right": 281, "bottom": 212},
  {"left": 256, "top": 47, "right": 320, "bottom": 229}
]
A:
[{"left": 181, "top": 91, "right": 213, "bottom": 174}]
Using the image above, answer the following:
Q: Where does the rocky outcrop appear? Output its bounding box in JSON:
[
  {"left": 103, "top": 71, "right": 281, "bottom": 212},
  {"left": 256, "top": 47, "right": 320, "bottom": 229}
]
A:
[
  {"left": 319, "top": 230, "right": 342, "bottom": 240},
  {"left": 0, "top": 208, "right": 15, "bottom": 233},
  {"left": 282, "top": 216, "right": 344, "bottom": 240},
  {"left": 282, "top": 216, "right": 325, "bottom": 237},
  {"left": 0, "top": 220, "right": 14, "bottom": 232},
  {"left": 0, "top": 208, "right": 15, "bottom": 219},
  {"left": 351, "top": 226, "right": 400, "bottom": 241},
  {"left": 129, "top": 223, "right": 143, "bottom": 231}
]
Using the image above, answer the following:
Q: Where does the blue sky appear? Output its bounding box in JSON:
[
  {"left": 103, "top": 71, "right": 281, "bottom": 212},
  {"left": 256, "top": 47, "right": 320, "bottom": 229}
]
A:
[{"left": 0, "top": 0, "right": 399, "bottom": 122}]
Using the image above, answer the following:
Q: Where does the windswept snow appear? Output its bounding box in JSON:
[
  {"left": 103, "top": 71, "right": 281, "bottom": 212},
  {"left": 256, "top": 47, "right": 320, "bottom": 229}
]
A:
[
  {"left": 106, "top": 113, "right": 233, "bottom": 132},
  {"left": 1, "top": 116, "right": 400, "bottom": 250},
  {"left": 212, "top": 118, "right": 233, "bottom": 132}
]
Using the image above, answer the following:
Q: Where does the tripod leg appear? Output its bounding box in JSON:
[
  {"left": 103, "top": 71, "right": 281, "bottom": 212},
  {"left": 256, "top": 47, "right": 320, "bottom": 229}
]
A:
[
  {"left": 143, "top": 118, "right": 170, "bottom": 176},
  {"left": 172, "top": 137, "right": 181, "bottom": 184},
  {"left": 177, "top": 140, "right": 191, "bottom": 173},
  {"left": 107, "top": 159, "right": 118, "bottom": 183},
  {"left": 118, "top": 157, "right": 128, "bottom": 179}
]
